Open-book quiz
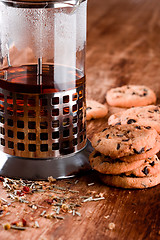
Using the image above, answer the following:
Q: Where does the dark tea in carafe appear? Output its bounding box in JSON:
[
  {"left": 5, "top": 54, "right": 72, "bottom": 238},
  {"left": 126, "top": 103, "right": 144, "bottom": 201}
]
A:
[{"left": 0, "top": 64, "right": 85, "bottom": 93}]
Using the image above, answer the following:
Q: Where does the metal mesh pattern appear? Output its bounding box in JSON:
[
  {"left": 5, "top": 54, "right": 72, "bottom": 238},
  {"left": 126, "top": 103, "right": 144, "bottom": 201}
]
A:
[{"left": 0, "top": 85, "right": 86, "bottom": 158}]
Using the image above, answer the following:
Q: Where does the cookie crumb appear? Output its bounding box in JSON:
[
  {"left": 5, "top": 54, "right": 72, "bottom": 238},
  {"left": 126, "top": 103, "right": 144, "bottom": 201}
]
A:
[
  {"left": 48, "top": 176, "right": 56, "bottom": 183},
  {"left": 108, "top": 222, "right": 115, "bottom": 230}
]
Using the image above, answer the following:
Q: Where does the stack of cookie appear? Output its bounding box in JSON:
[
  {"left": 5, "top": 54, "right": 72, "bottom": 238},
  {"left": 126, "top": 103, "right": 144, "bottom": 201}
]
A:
[{"left": 89, "top": 124, "right": 160, "bottom": 189}]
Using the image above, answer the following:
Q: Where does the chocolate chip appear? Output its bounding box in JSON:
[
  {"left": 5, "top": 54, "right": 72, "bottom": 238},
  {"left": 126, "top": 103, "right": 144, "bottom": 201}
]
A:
[
  {"left": 102, "top": 128, "right": 108, "bottom": 132},
  {"left": 115, "top": 122, "right": 121, "bottom": 125},
  {"left": 101, "top": 160, "right": 108, "bottom": 164},
  {"left": 97, "top": 139, "right": 101, "bottom": 144},
  {"left": 132, "top": 92, "right": 136, "bottom": 95},
  {"left": 127, "top": 119, "right": 136, "bottom": 124},
  {"left": 145, "top": 126, "right": 151, "bottom": 129},
  {"left": 149, "top": 161, "right": 155, "bottom": 167},
  {"left": 93, "top": 151, "right": 101, "bottom": 158},
  {"left": 155, "top": 156, "right": 159, "bottom": 161},
  {"left": 117, "top": 143, "right": 120, "bottom": 150},
  {"left": 115, "top": 158, "right": 123, "bottom": 163},
  {"left": 133, "top": 147, "right": 145, "bottom": 154},
  {"left": 86, "top": 107, "right": 92, "bottom": 110},
  {"left": 135, "top": 126, "right": 141, "bottom": 130},
  {"left": 142, "top": 166, "right": 149, "bottom": 176},
  {"left": 139, "top": 91, "right": 148, "bottom": 97},
  {"left": 122, "top": 139, "right": 130, "bottom": 142},
  {"left": 120, "top": 173, "right": 125, "bottom": 177},
  {"left": 146, "top": 148, "right": 151, "bottom": 152},
  {"left": 106, "top": 134, "right": 109, "bottom": 139},
  {"left": 116, "top": 134, "right": 124, "bottom": 137},
  {"left": 0, "top": 210, "right": 3, "bottom": 215},
  {"left": 129, "top": 173, "right": 137, "bottom": 178},
  {"left": 115, "top": 90, "right": 122, "bottom": 93}
]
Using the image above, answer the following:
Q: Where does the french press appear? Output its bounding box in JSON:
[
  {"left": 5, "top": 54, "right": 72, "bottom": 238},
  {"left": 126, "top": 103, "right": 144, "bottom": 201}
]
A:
[{"left": 0, "top": 0, "right": 92, "bottom": 179}]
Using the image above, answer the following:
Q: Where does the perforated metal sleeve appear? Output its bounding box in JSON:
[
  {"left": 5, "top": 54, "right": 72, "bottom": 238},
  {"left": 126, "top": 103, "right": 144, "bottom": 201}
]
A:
[{"left": 0, "top": 84, "right": 86, "bottom": 158}]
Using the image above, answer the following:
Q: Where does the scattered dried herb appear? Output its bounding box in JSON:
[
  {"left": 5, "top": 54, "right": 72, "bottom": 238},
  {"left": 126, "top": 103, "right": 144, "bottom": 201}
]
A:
[
  {"left": 23, "top": 186, "right": 30, "bottom": 193},
  {"left": 11, "top": 225, "right": 27, "bottom": 231},
  {"left": 0, "top": 176, "right": 105, "bottom": 230},
  {"left": 0, "top": 176, "right": 4, "bottom": 182},
  {"left": 48, "top": 176, "right": 56, "bottom": 183},
  {"left": 22, "top": 218, "right": 27, "bottom": 227},
  {"left": 82, "top": 196, "right": 105, "bottom": 203},
  {"left": 108, "top": 222, "right": 115, "bottom": 230},
  {"left": 40, "top": 210, "right": 46, "bottom": 217},
  {"left": 88, "top": 183, "right": 95, "bottom": 186},
  {"left": 69, "top": 189, "right": 79, "bottom": 193},
  {"left": 3, "top": 223, "right": 11, "bottom": 230},
  {"left": 34, "top": 221, "right": 40, "bottom": 228}
]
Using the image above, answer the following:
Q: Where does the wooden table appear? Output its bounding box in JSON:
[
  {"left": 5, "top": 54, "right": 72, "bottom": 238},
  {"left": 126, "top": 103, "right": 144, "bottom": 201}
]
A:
[{"left": 1, "top": 0, "right": 160, "bottom": 239}]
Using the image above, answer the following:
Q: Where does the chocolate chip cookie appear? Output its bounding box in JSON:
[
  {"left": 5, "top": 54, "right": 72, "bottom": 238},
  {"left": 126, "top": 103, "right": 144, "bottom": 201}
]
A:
[
  {"left": 91, "top": 124, "right": 158, "bottom": 159},
  {"left": 86, "top": 99, "right": 108, "bottom": 120},
  {"left": 106, "top": 85, "right": 156, "bottom": 108}
]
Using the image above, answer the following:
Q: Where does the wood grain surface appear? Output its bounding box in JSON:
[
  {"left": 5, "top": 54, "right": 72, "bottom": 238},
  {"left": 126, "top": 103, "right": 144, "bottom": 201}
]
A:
[{"left": 1, "top": 0, "right": 160, "bottom": 239}]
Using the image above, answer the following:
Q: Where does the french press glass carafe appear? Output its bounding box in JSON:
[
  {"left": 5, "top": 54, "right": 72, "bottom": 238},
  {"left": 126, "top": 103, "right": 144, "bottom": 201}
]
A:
[{"left": 0, "top": 0, "right": 92, "bottom": 179}]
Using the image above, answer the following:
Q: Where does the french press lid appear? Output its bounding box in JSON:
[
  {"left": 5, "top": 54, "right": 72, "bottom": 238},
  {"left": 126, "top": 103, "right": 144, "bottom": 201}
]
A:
[{"left": 1, "top": 0, "right": 85, "bottom": 8}]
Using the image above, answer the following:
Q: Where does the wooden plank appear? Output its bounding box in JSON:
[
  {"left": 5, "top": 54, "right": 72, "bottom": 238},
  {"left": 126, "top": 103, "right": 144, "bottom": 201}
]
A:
[{"left": 1, "top": 0, "right": 160, "bottom": 239}]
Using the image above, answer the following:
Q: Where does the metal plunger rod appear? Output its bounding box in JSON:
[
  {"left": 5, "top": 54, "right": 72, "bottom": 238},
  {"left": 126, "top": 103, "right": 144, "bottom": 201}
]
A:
[{"left": 37, "top": 57, "right": 43, "bottom": 85}]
